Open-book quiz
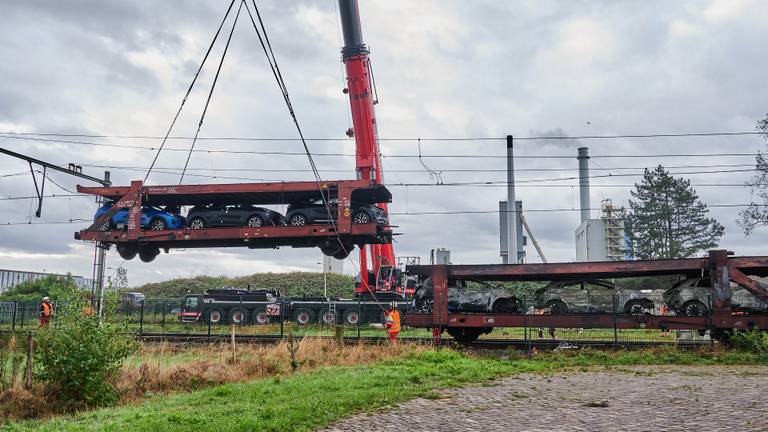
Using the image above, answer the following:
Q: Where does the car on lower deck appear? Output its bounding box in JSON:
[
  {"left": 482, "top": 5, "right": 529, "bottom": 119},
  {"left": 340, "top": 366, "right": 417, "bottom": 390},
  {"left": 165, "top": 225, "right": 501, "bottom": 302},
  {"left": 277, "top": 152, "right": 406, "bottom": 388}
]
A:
[
  {"left": 285, "top": 198, "right": 387, "bottom": 227},
  {"left": 663, "top": 277, "right": 768, "bottom": 316},
  {"left": 187, "top": 203, "right": 286, "bottom": 229},
  {"left": 534, "top": 280, "right": 656, "bottom": 314},
  {"left": 94, "top": 203, "right": 184, "bottom": 231},
  {"left": 414, "top": 277, "right": 521, "bottom": 314}
]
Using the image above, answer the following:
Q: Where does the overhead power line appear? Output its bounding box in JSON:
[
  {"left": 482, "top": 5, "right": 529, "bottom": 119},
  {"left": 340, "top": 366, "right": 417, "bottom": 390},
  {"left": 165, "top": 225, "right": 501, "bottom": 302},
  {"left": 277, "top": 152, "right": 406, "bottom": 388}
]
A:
[
  {"left": 2, "top": 202, "right": 763, "bottom": 227},
  {"left": 0, "top": 135, "right": 761, "bottom": 160},
  {"left": 0, "top": 130, "right": 764, "bottom": 142}
]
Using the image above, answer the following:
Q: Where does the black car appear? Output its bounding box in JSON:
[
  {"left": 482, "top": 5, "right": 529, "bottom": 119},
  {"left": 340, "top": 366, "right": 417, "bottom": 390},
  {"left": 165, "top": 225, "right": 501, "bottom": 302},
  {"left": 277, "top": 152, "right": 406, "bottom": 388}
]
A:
[
  {"left": 187, "top": 203, "right": 286, "bottom": 229},
  {"left": 285, "top": 198, "right": 387, "bottom": 226}
]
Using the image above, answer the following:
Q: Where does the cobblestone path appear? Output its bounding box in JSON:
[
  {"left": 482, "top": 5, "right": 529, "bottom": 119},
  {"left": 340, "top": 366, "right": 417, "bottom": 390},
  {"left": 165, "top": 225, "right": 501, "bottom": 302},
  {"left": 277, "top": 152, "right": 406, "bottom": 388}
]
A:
[{"left": 321, "top": 365, "right": 768, "bottom": 431}]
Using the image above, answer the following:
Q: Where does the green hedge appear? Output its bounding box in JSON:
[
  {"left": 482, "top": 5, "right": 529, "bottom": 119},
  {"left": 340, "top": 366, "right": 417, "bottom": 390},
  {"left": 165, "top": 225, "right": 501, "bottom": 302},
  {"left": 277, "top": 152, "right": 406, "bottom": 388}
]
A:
[{"left": 134, "top": 272, "right": 355, "bottom": 298}]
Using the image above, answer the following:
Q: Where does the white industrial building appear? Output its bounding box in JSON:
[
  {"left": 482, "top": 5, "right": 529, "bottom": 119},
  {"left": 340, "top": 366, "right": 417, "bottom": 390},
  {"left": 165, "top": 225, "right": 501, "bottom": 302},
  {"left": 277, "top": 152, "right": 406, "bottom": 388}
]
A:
[{"left": 0, "top": 269, "right": 94, "bottom": 294}]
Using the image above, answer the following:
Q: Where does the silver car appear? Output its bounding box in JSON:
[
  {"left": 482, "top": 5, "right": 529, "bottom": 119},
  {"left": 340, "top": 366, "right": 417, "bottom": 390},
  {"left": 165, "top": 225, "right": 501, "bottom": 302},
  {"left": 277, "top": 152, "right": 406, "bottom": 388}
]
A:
[
  {"left": 534, "top": 280, "right": 655, "bottom": 314},
  {"left": 663, "top": 277, "right": 768, "bottom": 316},
  {"left": 415, "top": 278, "right": 520, "bottom": 314}
]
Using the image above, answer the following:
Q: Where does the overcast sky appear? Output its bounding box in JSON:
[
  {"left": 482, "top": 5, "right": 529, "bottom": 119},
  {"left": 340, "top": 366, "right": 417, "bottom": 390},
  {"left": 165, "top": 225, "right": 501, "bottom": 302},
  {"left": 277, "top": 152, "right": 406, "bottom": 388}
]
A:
[{"left": 1, "top": 0, "right": 767, "bottom": 286}]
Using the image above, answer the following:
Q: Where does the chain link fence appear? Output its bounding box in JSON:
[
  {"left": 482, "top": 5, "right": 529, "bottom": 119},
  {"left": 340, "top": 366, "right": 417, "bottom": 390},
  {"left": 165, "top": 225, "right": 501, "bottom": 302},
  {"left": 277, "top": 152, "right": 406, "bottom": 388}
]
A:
[{"left": 0, "top": 291, "right": 722, "bottom": 346}]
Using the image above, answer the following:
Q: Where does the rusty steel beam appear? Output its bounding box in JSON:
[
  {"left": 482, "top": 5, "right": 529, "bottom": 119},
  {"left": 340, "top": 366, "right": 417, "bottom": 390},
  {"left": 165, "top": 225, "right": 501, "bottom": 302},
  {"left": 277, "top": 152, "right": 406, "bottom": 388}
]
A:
[
  {"left": 406, "top": 251, "right": 768, "bottom": 332},
  {"left": 729, "top": 267, "right": 768, "bottom": 305},
  {"left": 407, "top": 253, "right": 768, "bottom": 281},
  {"left": 404, "top": 312, "right": 768, "bottom": 331}
]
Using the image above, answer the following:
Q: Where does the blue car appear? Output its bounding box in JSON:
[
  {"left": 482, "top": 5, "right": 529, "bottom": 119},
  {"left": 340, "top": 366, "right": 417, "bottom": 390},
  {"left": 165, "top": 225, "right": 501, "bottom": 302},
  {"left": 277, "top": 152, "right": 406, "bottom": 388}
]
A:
[{"left": 94, "top": 204, "right": 185, "bottom": 231}]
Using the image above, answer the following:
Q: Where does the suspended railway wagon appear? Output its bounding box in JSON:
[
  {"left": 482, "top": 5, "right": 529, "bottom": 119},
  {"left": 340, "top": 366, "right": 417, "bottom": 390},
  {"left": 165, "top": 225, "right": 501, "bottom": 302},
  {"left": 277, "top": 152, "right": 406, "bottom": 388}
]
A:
[
  {"left": 404, "top": 250, "right": 768, "bottom": 343},
  {"left": 75, "top": 179, "right": 393, "bottom": 262}
]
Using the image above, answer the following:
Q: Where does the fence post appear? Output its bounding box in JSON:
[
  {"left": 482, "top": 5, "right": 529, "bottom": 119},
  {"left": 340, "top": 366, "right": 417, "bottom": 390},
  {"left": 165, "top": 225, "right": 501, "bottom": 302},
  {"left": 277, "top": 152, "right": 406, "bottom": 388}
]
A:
[
  {"left": 207, "top": 301, "right": 212, "bottom": 337},
  {"left": 139, "top": 300, "right": 145, "bottom": 335},
  {"left": 24, "top": 331, "right": 33, "bottom": 390},
  {"left": 11, "top": 301, "right": 18, "bottom": 332},
  {"left": 612, "top": 293, "right": 618, "bottom": 347},
  {"left": 20, "top": 302, "right": 26, "bottom": 330},
  {"left": 279, "top": 299, "right": 285, "bottom": 339},
  {"left": 161, "top": 301, "right": 166, "bottom": 331},
  {"left": 357, "top": 297, "right": 361, "bottom": 340}
]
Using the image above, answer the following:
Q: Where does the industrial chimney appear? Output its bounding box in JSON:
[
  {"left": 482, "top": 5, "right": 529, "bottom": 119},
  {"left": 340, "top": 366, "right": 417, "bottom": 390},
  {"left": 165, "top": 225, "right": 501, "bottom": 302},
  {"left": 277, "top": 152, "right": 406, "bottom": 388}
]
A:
[{"left": 577, "top": 147, "right": 590, "bottom": 222}]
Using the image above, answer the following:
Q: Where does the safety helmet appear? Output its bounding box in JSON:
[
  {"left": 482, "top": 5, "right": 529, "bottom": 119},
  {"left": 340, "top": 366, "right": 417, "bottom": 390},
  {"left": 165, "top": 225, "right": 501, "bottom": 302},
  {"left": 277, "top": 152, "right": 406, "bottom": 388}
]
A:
[
  {"left": 390, "top": 301, "right": 397, "bottom": 310},
  {"left": 42, "top": 296, "right": 50, "bottom": 302}
]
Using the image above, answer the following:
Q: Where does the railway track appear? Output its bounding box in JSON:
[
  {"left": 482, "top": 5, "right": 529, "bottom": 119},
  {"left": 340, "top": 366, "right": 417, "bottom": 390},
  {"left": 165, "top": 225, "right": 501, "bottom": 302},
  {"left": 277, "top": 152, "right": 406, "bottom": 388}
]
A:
[{"left": 137, "top": 332, "right": 712, "bottom": 349}]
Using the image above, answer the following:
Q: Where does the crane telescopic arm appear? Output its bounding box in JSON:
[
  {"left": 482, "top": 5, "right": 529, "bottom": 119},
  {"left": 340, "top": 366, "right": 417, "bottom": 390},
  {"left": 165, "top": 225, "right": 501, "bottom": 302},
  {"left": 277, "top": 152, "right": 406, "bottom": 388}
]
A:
[{"left": 338, "top": 0, "right": 396, "bottom": 294}]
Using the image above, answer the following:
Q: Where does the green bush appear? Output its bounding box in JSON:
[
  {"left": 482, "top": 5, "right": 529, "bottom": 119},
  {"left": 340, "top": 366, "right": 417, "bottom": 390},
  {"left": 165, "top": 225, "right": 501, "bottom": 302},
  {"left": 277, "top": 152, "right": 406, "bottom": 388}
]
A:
[
  {"left": 135, "top": 272, "right": 355, "bottom": 298},
  {"left": 731, "top": 329, "right": 768, "bottom": 357},
  {"left": 34, "top": 294, "right": 137, "bottom": 409},
  {"left": 0, "top": 275, "right": 78, "bottom": 302}
]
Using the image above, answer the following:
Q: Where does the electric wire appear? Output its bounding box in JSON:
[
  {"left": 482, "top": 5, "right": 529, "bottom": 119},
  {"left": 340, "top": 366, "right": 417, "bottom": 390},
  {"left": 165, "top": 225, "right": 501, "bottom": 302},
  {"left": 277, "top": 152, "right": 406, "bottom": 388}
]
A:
[
  {"left": 1, "top": 134, "right": 762, "bottom": 159},
  {"left": 1, "top": 130, "right": 765, "bottom": 142}
]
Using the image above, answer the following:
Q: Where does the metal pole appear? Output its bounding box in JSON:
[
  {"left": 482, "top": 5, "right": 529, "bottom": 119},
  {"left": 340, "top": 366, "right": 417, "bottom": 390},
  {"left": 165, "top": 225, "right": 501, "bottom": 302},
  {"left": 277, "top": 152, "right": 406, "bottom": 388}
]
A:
[
  {"left": 520, "top": 213, "right": 548, "bottom": 263},
  {"left": 577, "top": 147, "right": 591, "bottom": 223},
  {"left": 506, "top": 135, "right": 519, "bottom": 263},
  {"left": 139, "top": 299, "right": 144, "bottom": 335},
  {"left": 11, "top": 301, "right": 17, "bottom": 332},
  {"left": 612, "top": 292, "right": 618, "bottom": 346}
]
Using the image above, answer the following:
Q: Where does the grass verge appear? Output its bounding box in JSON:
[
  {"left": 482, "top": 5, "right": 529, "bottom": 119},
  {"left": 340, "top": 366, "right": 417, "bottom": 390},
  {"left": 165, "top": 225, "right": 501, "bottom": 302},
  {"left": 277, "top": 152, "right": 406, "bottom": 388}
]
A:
[{"left": 3, "top": 347, "right": 765, "bottom": 432}]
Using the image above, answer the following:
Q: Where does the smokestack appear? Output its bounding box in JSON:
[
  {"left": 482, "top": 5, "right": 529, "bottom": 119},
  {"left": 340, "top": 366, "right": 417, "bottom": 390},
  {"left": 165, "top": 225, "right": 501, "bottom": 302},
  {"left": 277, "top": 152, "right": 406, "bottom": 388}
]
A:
[
  {"left": 578, "top": 147, "right": 591, "bottom": 222},
  {"left": 506, "top": 135, "right": 519, "bottom": 263},
  {"left": 338, "top": 0, "right": 368, "bottom": 59}
]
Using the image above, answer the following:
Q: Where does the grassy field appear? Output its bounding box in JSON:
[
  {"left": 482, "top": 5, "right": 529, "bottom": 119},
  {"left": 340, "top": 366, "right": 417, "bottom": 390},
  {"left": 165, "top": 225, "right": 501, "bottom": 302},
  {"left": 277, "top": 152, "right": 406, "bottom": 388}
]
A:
[{"left": 2, "top": 346, "right": 764, "bottom": 432}]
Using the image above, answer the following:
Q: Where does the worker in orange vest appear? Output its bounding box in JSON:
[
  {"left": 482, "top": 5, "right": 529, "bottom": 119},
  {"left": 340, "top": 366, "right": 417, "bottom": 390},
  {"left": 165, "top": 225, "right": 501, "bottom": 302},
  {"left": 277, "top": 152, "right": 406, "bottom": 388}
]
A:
[
  {"left": 385, "top": 301, "right": 401, "bottom": 344},
  {"left": 39, "top": 297, "right": 53, "bottom": 327}
]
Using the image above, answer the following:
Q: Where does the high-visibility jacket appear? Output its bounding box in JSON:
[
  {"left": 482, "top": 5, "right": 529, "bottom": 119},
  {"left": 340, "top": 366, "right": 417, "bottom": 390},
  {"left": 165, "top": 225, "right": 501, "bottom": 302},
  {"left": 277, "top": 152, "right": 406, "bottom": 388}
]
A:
[
  {"left": 387, "top": 310, "right": 401, "bottom": 333},
  {"left": 40, "top": 302, "right": 52, "bottom": 317}
]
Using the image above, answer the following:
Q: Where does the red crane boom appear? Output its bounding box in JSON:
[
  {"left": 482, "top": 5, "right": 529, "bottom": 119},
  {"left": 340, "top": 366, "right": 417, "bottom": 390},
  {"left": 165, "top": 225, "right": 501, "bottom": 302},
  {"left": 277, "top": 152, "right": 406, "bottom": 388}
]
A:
[{"left": 338, "top": 0, "right": 397, "bottom": 295}]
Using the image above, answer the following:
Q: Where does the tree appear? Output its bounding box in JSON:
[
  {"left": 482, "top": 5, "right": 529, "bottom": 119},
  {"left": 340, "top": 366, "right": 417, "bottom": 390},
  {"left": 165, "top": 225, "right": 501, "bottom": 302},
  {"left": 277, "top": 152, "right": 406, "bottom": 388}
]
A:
[
  {"left": 626, "top": 165, "right": 724, "bottom": 259},
  {"left": 738, "top": 113, "right": 768, "bottom": 235},
  {"left": 0, "top": 275, "right": 78, "bottom": 302}
]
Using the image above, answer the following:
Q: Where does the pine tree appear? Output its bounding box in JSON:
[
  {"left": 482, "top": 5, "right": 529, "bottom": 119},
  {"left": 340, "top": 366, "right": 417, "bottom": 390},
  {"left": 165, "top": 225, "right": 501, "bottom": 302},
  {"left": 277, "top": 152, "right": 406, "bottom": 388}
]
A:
[
  {"left": 626, "top": 165, "right": 724, "bottom": 259},
  {"left": 738, "top": 113, "right": 768, "bottom": 235}
]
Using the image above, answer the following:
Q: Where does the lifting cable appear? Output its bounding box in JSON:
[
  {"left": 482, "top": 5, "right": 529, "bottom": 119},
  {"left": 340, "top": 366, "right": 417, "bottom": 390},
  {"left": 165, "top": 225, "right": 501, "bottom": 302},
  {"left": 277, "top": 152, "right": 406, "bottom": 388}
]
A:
[
  {"left": 244, "top": 1, "right": 388, "bottom": 309},
  {"left": 179, "top": 0, "right": 244, "bottom": 184},
  {"left": 143, "top": 0, "right": 237, "bottom": 183}
]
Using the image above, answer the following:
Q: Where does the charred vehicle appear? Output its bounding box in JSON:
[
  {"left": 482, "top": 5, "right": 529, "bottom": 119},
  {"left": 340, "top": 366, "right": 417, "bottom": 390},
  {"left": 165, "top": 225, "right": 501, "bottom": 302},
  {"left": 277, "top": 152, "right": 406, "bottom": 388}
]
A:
[
  {"left": 534, "top": 280, "right": 656, "bottom": 314},
  {"left": 663, "top": 277, "right": 768, "bottom": 316},
  {"left": 414, "top": 278, "right": 521, "bottom": 314}
]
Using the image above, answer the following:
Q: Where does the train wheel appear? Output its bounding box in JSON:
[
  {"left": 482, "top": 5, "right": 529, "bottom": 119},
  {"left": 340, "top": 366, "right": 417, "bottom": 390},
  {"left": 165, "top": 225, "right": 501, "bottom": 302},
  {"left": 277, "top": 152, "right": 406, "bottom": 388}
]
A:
[
  {"left": 229, "top": 308, "right": 248, "bottom": 325},
  {"left": 117, "top": 245, "right": 138, "bottom": 260},
  {"left": 253, "top": 309, "right": 270, "bottom": 325},
  {"left": 138, "top": 248, "right": 160, "bottom": 263},
  {"left": 294, "top": 309, "right": 314, "bottom": 326},
  {"left": 446, "top": 327, "right": 490, "bottom": 344},
  {"left": 344, "top": 310, "right": 360, "bottom": 326}
]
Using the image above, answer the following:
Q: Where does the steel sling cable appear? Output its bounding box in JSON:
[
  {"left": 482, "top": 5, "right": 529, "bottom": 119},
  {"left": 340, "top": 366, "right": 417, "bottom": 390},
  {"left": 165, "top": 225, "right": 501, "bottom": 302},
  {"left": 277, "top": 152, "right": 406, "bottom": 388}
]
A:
[
  {"left": 244, "top": 1, "right": 388, "bottom": 309},
  {"left": 180, "top": 1, "right": 244, "bottom": 184},
  {"left": 144, "top": 0, "right": 237, "bottom": 183}
]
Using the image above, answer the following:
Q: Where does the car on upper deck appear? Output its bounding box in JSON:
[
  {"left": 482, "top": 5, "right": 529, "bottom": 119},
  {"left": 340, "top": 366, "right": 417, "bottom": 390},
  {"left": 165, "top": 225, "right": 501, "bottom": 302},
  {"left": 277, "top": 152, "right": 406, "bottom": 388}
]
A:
[
  {"left": 285, "top": 198, "right": 387, "bottom": 226},
  {"left": 187, "top": 203, "right": 286, "bottom": 229}
]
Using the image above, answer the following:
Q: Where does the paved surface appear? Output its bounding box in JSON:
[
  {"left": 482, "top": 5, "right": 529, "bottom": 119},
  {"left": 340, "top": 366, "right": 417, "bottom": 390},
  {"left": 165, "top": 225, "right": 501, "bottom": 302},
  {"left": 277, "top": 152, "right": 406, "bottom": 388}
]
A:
[{"left": 322, "top": 365, "right": 768, "bottom": 431}]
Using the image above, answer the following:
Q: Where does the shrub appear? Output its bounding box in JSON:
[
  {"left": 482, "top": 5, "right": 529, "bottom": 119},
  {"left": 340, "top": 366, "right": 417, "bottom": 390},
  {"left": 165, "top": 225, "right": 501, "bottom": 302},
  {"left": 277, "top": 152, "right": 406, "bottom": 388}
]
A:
[
  {"left": 34, "top": 294, "right": 137, "bottom": 409},
  {"left": 730, "top": 329, "right": 768, "bottom": 357}
]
